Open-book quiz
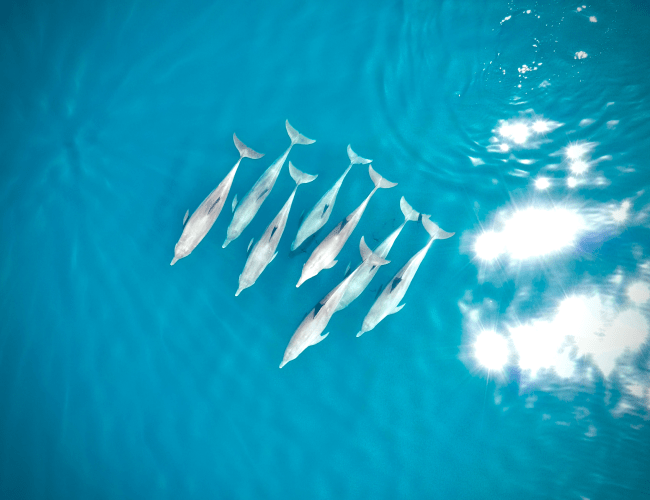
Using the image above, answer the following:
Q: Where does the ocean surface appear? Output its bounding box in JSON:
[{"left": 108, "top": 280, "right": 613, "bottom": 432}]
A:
[{"left": 1, "top": 0, "right": 650, "bottom": 498}]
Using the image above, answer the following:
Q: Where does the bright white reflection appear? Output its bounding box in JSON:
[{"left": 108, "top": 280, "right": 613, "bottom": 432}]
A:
[
  {"left": 570, "top": 159, "right": 589, "bottom": 175},
  {"left": 627, "top": 281, "right": 650, "bottom": 305},
  {"left": 535, "top": 177, "right": 551, "bottom": 190},
  {"left": 566, "top": 143, "right": 588, "bottom": 160},
  {"left": 474, "top": 231, "right": 505, "bottom": 261},
  {"left": 492, "top": 115, "right": 561, "bottom": 150},
  {"left": 509, "top": 294, "right": 649, "bottom": 379},
  {"left": 567, "top": 177, "right": 578, "bottom": 188},
  {"left": 499, "top": 122, "right": 530, "bottom": 144},
  {"left": 475, "top": 208, "right": 585, "bottom": 261},
  {"left": 612, "top": 200, "right": 631, "bottom": 222},
  {"left": 474, "top": 331, "right": 509, "bottom": 372}
]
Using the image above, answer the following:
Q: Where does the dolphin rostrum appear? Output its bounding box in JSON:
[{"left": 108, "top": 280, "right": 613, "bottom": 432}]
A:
[
  {"left": 171, "top": 134, "right": 263, "bottom": 265},
  {"left": 222, "top": 120, "right": 315, "bottom": 248},
  {"left": 290, "top": 145, "right": 371, "bottom": 251},
  {"left": 357, "top": 215, "right": 454, "bottom": 337},
  {"left": 296, "top": 165, "right": 397, "bottom": 287},
  {"left": 280, "top": 240, "right": 390, "bottom": 368},
  {"left": 236, "top": 162, "right": 317, "bottom": 296},
  {"left": 324, "top": 196, "right": 420, "bottom": 312}
]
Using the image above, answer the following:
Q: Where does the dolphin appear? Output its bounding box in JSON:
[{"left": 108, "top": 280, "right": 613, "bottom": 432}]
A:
[
  {"left": 236, "top": 162, "right": 317, "bottom": 296},
  {"left": 324, "top": 196, "right": 420, "bottom": 312},
  {"left": 223, "top": 120, "right": 315, "bottom": 248},
  {"left": 357, "top": 215, "right": 454, "bottom": 337},
  {"left": 296, "top": 165, "right": 397, "bottom": 287},
  {"left": 290, "top": 145, "right": 371, "bottom": 251},
  {"left": 171, "top": 134, "right": 263, "bottom": 265},
  {"left": 280, "top": 241, "right": 390, "bottom": 368}
]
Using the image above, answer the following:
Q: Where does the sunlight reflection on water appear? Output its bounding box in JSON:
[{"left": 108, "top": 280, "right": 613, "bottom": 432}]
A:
[{"left": 461, "top": 111, "right": 650, "bottom": 417}]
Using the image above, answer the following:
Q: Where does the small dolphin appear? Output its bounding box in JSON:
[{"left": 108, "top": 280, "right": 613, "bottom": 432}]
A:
[
  {"left": 325, "top": 196, "right": 420, "bottom": 312},
  {"left": 290, "top": 145, "right": 371, "bottom": 251},
  {"left": 280, "top": 240, "right": 390, "bottom": 368},
  {"left": 236, "top": 163, "right": 317, "bottom": 296},
  {"left": 296, "top": 165, "right": 396, "bottom": 287},
  {"left": 357, "top": 215, "right": 454, "bottom": 337},
  {"left": 171, "top": 134, "right": 263, "bottom": 265},
  {"left": 223, "top": 120, "right": 315, "bottom": 248}
]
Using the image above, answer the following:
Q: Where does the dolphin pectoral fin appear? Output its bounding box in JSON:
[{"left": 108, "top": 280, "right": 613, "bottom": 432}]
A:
[
  {"left": 375, "top": 284, "right": 383, "bottom": 298},
  {"left": 344, "top": 263, "right": 351, "bottom": 277},
  {"left": 271, "top": 252, "right": 278, "bottom": 262},
  {"left": 310, "top": 332, "right": 329, "bottom": 346},
  {"left": 183, "top": 210, "right": 189, "bottom": 225},
  {"left": 247, "top": 238, "right": 254, "bottom": 252},
  {"left": 232, "top": 194, "right": 238, "bottom": 213},
  {"left": 324, "top": 260, "right": 337, "bottom": 270},
  {"left": 390, "top": 303, "right": 405, "bottom": 315}
]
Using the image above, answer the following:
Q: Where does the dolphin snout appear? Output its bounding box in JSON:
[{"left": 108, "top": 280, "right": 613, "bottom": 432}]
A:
[{"left": 170, "top": 256, "right": 179, "bottom": 265}]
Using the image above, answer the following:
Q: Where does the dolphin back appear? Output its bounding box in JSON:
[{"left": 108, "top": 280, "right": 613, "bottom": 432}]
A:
[
  {"left": 233, "top": 133, "right": 264, "bottom": 159},
  {"left": 286, "top": 120, "right": 316, "bottom": 145}
]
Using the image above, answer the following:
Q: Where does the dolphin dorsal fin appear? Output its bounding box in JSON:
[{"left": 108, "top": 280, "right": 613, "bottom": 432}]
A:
[{"left": 324, "top": 260, "right": 337, "bottom": 269}]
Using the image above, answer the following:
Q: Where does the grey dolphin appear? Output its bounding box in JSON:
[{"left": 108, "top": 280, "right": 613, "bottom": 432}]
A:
[
  {"left": 171, "top": 134, "right": 263, "bottom": 265},
  {"left": 290, "top": 145, "right": 371, "bottom": 251},
  {"left": 280, "top": 241, "right": 390, "bottom": 368},
  {"left": 236, "top": 163, "right": 317, "bottom": 296},
  {"left": 222, "top": 120, "right": 315, "bottom": 248},
  {"left": 324, "top": 196, "right": 420, "bottom": 312},
  {"left": 357, "top": 215, "right": 454, "bottom": 337},
  {"left": 296, "top": 165, "right": 397, "bottom": 287}
]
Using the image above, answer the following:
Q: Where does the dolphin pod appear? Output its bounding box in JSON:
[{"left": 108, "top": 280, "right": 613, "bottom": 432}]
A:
[
  {"left": 324, "top": 196, "right": 420, "bottom": 313},
  {"left": 236, "top": 162, "right": 317, "bottom": 296},
  {"left": 223, "top": 120, "right": 315, "bottom": 248},
  {"left": 296, "top": 165, "right": 397, "bottom": 287},
  {"left": 171, "top": 121, "right": 455, "bottom": 369},
  {"left": 291, "top": 145, "right": 371, "bottom": 251},
  {"left": 171, "top": 133, "right": 264, "bottom": 265},
  {"left": 280, "top": 239, "right": 390, "bottom": 368},
  {"left": 357, "top": 215, "right": 454, "bottom": 337}
]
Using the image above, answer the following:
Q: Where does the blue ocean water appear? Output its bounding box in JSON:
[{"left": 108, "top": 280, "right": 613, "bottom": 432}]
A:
[{"left": 2, "top": 0, "right": 650, "bottom": 498}]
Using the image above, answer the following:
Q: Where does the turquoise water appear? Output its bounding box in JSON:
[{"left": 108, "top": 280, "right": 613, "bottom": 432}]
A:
[{"left": 2, "top": 0, "right": 650, "bottom": 498}]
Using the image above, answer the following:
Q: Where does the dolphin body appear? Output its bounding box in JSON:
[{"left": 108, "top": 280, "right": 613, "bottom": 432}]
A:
[
  {"left": 290, "top": 145, "right": 371, "bottom": 251},
  {"left": 296, "top": 165, "right": 397, "bottom": 287},
  {"left": 223, "top": 121, "right": 315, "bottom": 248},
  {"left": 357, "top": 215, "right": 454, "bottom": 337},
  {"left": 171, "top": 134, "right": 263, "bottom": 265},
  {"left": 280, "top": 240, "right": 390, "bottom": 368},
  {"left": 324, "top": 196, "right": 420, "bottom": 313},
  {"left": 236, "top": 163, "right": 317, "bottom": 296}
]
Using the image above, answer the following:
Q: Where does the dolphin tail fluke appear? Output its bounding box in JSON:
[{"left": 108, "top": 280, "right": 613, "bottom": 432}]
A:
[
  {"left": 359, "top": 236, "right": 372, "bottom": 261},
  {"left": 421, "top": 214, "right": 455, "bottom": 240},
  {"left": 400, "top": 196, "right": 420, "bottom": 222},
  {"left": 369, "top": 165, "right": 397, "bottom": 189},
  {"left": 347, "top": 145, "right": 372, "bottom": 165},
  {"left": 233, "top": 133, "right": 264, "bottom": 159},
  {"left": 286, "top": 120, "right": 316, "bottom": 145},
  {"left": 362, "top": 238, "right": 390, "bottom": 267},
  {"left": 288, "top": 161, "right": 318, "bottom": 186}
]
